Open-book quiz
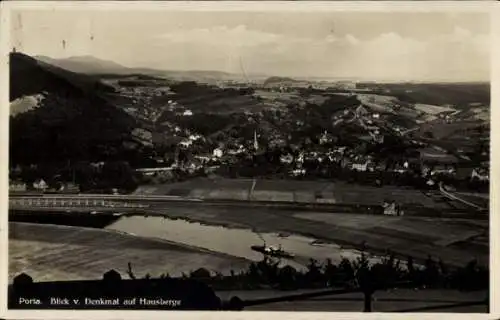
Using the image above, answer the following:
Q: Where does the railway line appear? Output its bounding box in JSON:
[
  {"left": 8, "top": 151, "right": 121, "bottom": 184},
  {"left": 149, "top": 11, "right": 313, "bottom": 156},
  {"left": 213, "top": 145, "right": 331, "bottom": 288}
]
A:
[{"left": 438, "top": 182, "right": 488, "bottom": 212}]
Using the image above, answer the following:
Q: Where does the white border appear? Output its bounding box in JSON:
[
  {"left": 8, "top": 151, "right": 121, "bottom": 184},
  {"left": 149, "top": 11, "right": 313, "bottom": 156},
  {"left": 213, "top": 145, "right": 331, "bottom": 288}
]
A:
[
  {"left": 0, "top": 0, "right": 11, "bottom": 318},
  {"left": 0, "top": 1, "right": 498, "bottom": 320},
  {"left": 0, "top": 1, "right": 496, "bottom": 11},
  {"left": 489, "top": 1, "right": 499, "bottom": 316}
]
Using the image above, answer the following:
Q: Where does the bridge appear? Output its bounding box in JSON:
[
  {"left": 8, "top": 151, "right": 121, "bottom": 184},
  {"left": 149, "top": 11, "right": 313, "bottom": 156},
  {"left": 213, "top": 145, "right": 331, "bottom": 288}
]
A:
[
  {"left": 9, "top": 195, "right": 152, "bottom": 211},
  {"left": 9, "top": 193, "right": 190, "bottom": 210}
]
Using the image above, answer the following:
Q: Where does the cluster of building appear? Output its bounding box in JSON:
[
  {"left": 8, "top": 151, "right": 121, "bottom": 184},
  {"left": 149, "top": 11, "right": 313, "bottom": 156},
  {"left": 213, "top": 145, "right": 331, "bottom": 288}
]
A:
[
  {"left": 9, "top": 178, "right": 80, "bottom": 194},
  {"left": 130, "top": 105, "right": 490, "bottom": 186},
  {"left": 218, "top": 78, "right": 357, "bottom": 92}
]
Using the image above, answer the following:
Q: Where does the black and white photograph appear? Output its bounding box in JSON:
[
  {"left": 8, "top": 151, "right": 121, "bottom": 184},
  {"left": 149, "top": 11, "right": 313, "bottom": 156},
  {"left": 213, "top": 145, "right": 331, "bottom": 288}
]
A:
[{"left": 2, "top": 2, "right": 494, "bottom": 314}]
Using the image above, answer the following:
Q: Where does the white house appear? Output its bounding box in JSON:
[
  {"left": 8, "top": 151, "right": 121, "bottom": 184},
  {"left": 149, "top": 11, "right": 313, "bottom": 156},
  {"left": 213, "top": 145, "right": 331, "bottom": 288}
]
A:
[
  {"left": 33, "top": 179, "right": 48, "bottom": 191},
  {"left": 280, "top": 154, "right": 294, "bottom": 164},
  {"left": 179, "top": 140, "right": 193, "bottom": 148},
  {"left": 213, "top": 148, "right": 224, "bottom": 158},
  {"left": 383, "top": 202, "right": 404, "bottom": 216},
  {"left": 319, "top": 130, "right": 331, "bottom": 145},
  {"left": 296, "top": 152, "right": 305, "bottom": 164},
  {"left": 291, "top": 169, "right": 306, "bottom": 176},
  {"left": 333, "top": 146, "right": 348, "bottom": 155},
  {"left": 351, "top": 160, "right": 369, "bottom": 172},
  {"left": 10, "top": 181, "right": 27, "bottom": 192},
  {"left": 189, "top": 134, "right": 203, "bottom": 142},
  {"left": 471, "top": 168, "right": 489, "bottom": 181},
  {"left": 183, "top": 109, "right": 193, "bottom": 116}
]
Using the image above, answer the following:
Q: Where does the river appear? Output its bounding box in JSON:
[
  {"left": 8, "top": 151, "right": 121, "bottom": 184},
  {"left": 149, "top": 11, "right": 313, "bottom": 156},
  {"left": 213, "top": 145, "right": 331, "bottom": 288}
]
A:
[{"left": 106, "top": 215, "right": 378, "bottom": 271}]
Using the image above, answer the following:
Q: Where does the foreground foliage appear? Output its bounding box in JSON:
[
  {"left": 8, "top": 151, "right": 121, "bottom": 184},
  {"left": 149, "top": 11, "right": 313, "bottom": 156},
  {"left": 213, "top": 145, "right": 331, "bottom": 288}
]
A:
[{"left": 130, "top": 253, "right": 488, "bottom": 292}]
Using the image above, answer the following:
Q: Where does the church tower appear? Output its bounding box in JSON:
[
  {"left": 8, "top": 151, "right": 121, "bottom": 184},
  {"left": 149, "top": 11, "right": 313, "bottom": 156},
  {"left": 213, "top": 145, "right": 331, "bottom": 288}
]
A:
[{"left": 253, "top": 130, "right": 259, "bottom": 152}]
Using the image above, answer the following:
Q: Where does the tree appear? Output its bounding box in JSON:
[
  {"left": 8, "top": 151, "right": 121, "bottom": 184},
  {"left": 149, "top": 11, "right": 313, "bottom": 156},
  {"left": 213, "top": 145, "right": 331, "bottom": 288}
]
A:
[
  {"left": 190, "top": 268, "right": 211, "bottom": 279},
  {"left": 354, "top": 255, "right": 375, "bottom": 312},
  {"left": 306, "top": 259, "right": 322, "bottom": 285},
  {"left": 422, "top": 255, "right": 440, "bottom": 288},
  {"left": 278, "top": 265, "right": 298, "bottom": 290},
  {"left": 100, "top": 161, "right": 138, "bottom": 192},
  {"left": 423, "top": 131, "right": 434, "bottom": 139},
  {"left": 338, "top": 258, "right": 355, "bottom": 285},
  {"left": 323, "top": 258, "right": 339, "bottom": 287}
]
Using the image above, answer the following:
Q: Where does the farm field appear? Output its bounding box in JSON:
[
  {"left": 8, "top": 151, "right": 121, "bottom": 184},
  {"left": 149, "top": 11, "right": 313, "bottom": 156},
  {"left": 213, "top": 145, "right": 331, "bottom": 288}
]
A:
[
  {"left": 8, "top": 222, "right": 250, "bottom": 283},
  {"left": 356, "top": 94, "right": 399, "bottom": 113},
  {"left": 414, "top": 103, "right": 455, "bottom": 115},
  {"left": 253, "top": 90, "right": 301, "bottom": 103},
  {"left": 416, "top": 120, "right": 485, "bottom": 140},
  {"left": 294, "top": 213, "right": 486, "bottom": 247},
  {"left": 134, "top": 178, "right": 453, "bottom": 209}
]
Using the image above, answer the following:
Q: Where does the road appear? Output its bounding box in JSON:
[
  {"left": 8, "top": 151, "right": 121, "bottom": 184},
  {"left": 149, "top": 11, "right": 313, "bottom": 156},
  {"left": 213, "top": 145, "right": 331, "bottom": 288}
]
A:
[{"left": 438, "top": 182, "right": 488, "bottom": 211}]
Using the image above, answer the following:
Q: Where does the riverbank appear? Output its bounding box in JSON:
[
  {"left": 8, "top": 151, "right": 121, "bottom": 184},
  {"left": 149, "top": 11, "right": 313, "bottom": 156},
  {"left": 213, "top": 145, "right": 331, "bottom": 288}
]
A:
[
  {"left": 8, "top": 222, "right": 250, "bottom": 282},
  {"left": 129, "top": 206, "right": 487, "bottom": 269},
  {"left": 105, "top": 216, "right": 374, "bottom": 270}
]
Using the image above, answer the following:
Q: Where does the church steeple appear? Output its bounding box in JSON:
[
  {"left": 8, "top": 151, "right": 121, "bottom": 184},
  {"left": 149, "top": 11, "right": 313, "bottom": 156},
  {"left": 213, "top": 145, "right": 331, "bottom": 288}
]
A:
[{"left": 253, "top": 130, "right": 259, "bottom": 152}]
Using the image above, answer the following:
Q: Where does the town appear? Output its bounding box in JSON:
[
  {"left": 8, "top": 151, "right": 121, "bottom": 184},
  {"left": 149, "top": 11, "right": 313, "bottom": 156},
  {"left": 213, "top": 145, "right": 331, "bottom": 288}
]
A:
[{"left": 10, "top": 73, "right": 490, "bottom": 200}]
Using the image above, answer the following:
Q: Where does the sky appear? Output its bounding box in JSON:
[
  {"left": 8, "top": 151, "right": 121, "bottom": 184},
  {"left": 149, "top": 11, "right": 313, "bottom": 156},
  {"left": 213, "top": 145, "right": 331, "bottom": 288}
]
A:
[{"left": 10, "top": 10, "right": 490, "bottom": 82}]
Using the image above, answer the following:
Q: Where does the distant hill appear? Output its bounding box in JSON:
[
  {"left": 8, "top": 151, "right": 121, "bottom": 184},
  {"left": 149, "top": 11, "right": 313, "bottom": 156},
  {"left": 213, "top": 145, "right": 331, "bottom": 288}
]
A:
[
  {"left": 35, "top": 55, "right": 130, "bottom": 75},
  {"left": 167, "top": 70, "right": 233, "bottom": 78},
  {"left": 356, "top": 82, "right": 490, "bottom": 108},
  {"left": 35, "top": 55, "right": 252, "bottom": 83},
  {"left": 263, "top": 76, "right": 300, "bottom": 87},
  {"left": 159, "top": 70, "right": 244, "bottom": 84},
  {"left": 11, "top": 53, "right": 116, "bottom": 101},
  {"left": 9, "top": 52, "right": 138, "bottom": 165}
]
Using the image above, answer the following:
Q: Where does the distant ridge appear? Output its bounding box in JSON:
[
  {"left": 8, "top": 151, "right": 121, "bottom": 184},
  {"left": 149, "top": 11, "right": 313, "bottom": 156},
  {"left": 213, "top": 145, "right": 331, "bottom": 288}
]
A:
[
  {"left": 34, "top": 55, "right": 248, "bottom": 83},
  {"left": 35, "top": 55, "right": 130, "bottom": 75},
  {"left": 263, "top": 76, "right": 300, "bottom": 87},
  {"left": 12, "top": 53, "right": 116, "bottom": 100}
]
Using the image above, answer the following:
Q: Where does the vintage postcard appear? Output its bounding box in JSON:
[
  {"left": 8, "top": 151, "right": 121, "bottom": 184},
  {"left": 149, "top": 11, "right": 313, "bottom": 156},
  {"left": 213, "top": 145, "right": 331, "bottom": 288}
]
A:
[{"left": 0, "top": 1, "right": 497, "bottom": 319}]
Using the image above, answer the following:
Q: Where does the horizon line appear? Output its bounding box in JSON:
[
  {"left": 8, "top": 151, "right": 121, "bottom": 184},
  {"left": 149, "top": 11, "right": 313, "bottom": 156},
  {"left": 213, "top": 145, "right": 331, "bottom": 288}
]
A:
[{"left": 12, "top": 51, "right": 490, "bottom": 84}]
